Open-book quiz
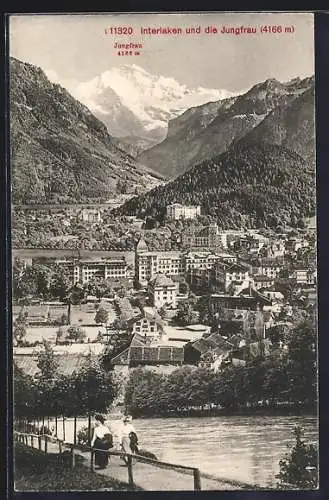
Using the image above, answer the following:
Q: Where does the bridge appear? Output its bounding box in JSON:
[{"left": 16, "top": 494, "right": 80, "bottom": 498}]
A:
[{"left": 14, "top": 430, "right": 260, "bottom": 491}]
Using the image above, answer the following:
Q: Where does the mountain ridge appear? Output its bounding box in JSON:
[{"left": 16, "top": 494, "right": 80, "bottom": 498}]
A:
[
  {"left": 138, "top": 75, "right": 315, "bottom": 178},
  {"left": 10, "top": 57, "right": 161, "bottom": 204},
  {"left": 69, "top": 64, "right": 235, "bottom": 147}
]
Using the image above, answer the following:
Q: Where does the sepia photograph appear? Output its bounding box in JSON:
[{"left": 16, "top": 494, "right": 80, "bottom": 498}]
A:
[{"left": 10, "top": 12, "right": 318, "bottom": 491}]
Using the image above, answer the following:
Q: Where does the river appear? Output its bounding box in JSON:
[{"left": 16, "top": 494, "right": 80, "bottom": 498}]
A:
[{"left": 50, "top": 414, "right": 317, "bottom": 488}]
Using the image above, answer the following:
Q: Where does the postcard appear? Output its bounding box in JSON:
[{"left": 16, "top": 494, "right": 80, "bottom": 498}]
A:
[{"left": 9, "top": 12, "right": 318, "bottom": 491}]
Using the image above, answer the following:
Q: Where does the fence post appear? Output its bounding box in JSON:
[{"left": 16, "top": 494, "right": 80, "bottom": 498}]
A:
[
  {"left": 31, "top": 435, "right": 34, "bottom": 448},
  {"left": 193, "top": 469, "right": 201, "bottom": 491},
  {"left": 73, "top": 417, "right": 77, "bottom": 445},
  {"left": 127, "top": 455, "right": 134, "bottom": 487},
  {"left": 71, "top": 444, "right": 75, "bottom": 469},
  {"left": 38, "top": 435, "right": 42, "bottom": 450},
  {"left": 62, "top": 416, "right": 66, "bottom": 442},
  {"left": 90, "top": 449, "right": 94, "bottom": 471},
  {"left": 88, "top": 413, "right": 91, "bottom": 447},
  {"left": 45, "top": 435, "right": 48, "bottom": 454}
]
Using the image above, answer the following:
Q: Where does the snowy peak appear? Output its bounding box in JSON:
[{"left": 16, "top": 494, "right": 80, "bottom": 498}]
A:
[{"left": 70, "top": 65, "right": 234, "bottom": 143}]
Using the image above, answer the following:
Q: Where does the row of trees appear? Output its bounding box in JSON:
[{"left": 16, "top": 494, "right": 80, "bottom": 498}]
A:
[
  {"left": 14, "top": 341, "right": 119, "bottom": 420},
  {"left": 124, "top": 320, "right": 317, "bottom": 417}
]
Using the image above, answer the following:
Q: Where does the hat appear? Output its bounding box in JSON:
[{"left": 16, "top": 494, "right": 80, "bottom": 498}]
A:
[{"left": 123, "top": 415, "right": 132, "bottom": 422}]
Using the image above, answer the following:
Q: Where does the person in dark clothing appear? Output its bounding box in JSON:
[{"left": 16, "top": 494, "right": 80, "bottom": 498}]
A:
[
  {"left": 129, "top": 431, "right": 139, "bottom": 454},
  {"left": 91, "top": 414, "right": 113, "bottom": 469}
]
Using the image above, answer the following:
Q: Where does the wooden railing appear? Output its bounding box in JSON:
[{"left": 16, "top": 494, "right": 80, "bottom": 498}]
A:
[
  {"left": 14, "top": 431, "right": 202, "bottom": 490},
  {"left": 14, "top": 430, "right": 262, "bottom": 490},
  {"left": 14, "top": 431, "right": 76, "bottom": 462},
  {"left": 90, "top": 448, "right": 202, "bottom": 490}
]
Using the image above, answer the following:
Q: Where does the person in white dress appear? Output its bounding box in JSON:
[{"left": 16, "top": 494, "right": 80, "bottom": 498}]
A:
[
  {"left": 120, "top": 415, "right": 138, "bottom": 462},
  {"left": 91, "top": 414, "right": 113, "bottom": 469}
]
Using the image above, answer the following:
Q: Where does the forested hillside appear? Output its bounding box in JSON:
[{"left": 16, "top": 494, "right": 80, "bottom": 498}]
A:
[{"left": 117, "top": 141, "right": 315, "bottom": 229}]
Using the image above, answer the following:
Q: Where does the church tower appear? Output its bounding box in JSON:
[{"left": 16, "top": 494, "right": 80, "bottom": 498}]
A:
[
  {"left": 134, "top": 235, "right": 149, "bottom": 287},
  {"left": 136, "top": 235, "right": 149, "bottom": 254}
]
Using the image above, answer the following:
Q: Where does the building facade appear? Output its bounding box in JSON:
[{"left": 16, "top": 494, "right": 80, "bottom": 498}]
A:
[
  {"left": 56, "top": 257, "right": 129, "bottom": 285},
  {"left": 214, "top": 262, "right": 250, "bottom": 293},
  {"left": 148, "top": 274, "right": 179, "bottom": 308},
  {"left": 182, "top": 223, "right": 228, "bottom": 249},
  {"left": 166, "top": 203, "right": 201, "bottom": 220},
  {"left": 78, "top": 208, "right": 102, "bottom": 223}
]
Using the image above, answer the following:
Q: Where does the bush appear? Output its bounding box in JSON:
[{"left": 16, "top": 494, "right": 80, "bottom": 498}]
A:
[
  {"left": 77, "top": 426, "right": 92, "bottom": 451},
  {"left": 276, "top": 425, "right": 318, "bottom": 489}
]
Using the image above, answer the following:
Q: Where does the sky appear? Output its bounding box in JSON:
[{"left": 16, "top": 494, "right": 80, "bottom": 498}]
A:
[{"left": 9, "top": 13, "right": 314, "bottom": 93}]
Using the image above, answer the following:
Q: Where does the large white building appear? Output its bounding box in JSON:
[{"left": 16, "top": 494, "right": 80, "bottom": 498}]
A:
[
  {"left": 135, "top": 236, "right": 238, "bottom": 287},
  {"left": 78, "top": 208, "right": 102, "bottom": 223},
  {"left": 166, "top": 203, "right": 201, "bottom": 220},
  {"left": 56, "top": 258, "right": 129, "bottom": 284},
  {"left": 148, "top": 274, "right": 179, "bottom": 308}
]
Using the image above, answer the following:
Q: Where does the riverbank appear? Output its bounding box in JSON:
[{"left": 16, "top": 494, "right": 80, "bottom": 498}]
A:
[
  {"left": 129, "top": 404, "right": 317, "bottom": 419},
  {"left": 14, "top": 444, "right": 138, "bottom": 491}
]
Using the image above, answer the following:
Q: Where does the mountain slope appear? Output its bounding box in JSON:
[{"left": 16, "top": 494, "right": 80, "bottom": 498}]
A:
[
  {"left": 138, "top": 76, "right": 314, "bottom": 178},
  {"left": 10, "top": 57, "right": 160, "bottom": 204},
  {"left": 71, "top": 64, "right": 234, "bottom": 146},
  {"left": 244, "top": 84, "right": 315, "bottom": 165},
  {"left": 117, "top": 141, "right": 316, "bottom": 229}
]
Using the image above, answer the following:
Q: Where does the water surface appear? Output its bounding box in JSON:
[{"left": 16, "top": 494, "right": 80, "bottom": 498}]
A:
[{"left": 53, "top": 414, "right": 317, "bottom": 488}]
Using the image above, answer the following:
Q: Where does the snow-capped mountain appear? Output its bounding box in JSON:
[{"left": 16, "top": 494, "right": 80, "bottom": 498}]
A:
[{"left": 68, "top": 64, "right": 234, "bottom": 145}]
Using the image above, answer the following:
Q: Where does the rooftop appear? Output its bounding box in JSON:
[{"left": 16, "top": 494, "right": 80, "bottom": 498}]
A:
[
  {"left": 136, "top": 236, "right": 149, "bottom": 253},
  {"left": 149, "top": 273, "right": 176, "bottom": 288}
]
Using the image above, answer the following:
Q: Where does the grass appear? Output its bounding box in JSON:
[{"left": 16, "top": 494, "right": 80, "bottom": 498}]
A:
[{"left": 14, "top": 443, "right": 139, "bottom": 491}]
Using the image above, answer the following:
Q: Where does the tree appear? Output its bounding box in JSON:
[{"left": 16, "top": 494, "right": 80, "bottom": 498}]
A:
[
  {"left": 13, "top": 266, "right": 38, "bottom": 299},
  {"left": 34, "top": 341, "right": 60, "bottom": 416},
  {"left": 70, "top": 284, "right": 85, "bottom": 305},
  {"left": 212, "top": 365, "right": 247, "bottom": 409},
  {"left": 49, "top": 269, "right": 71, "bottom": 300},
  {"left": 196, "top": 295, "right": 216, "bottom": 326},
  {"left": 13, "top": 362, "right": 38, "bottom": 417},
  {"left": 72, "top": 355, "right": 119, "bottom": 441},
  {"left": 60, "top": 313, "right": 68, "bottom": 326},
  {"left": 276, "top": 426, "right": 318, "bottom": 489},
  {"left": 13, "top": 264, "right": 51, "bottom": 300},
  {"left": 87, "top": 278, "right": 112, "bottom": 301},
  {"left": 124, "top": 367, "right": 165, "bottom": 416},
  {"left": 66, "top": 326, "right": 86, "bottom": 343},
  {"left": 94, "top": 307, "right": 109, "bottom": 325},
  {"left": 174, "top": 302, "right": 198, "bottom": 326},
  {"left": 262, "top": 356, "right": 290, "bottom": 405},
  {"left": 286, "top": 320, "right": 317, "bottom": 406},
  {"left": 36, "top": 340, "right": 59, "bottom": 381},
  {"left": 13, "top": 322, "right": 27, "bottom": 345}
]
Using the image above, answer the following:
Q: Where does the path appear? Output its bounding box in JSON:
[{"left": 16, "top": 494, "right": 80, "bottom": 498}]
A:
[{"left": 42, "top": 439, "right": 243, "bottom": 490}]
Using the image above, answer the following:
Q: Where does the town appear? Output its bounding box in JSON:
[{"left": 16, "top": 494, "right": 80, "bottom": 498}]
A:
[{"left": 13, "top": 202, "right": 317, "bottom": 416}]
